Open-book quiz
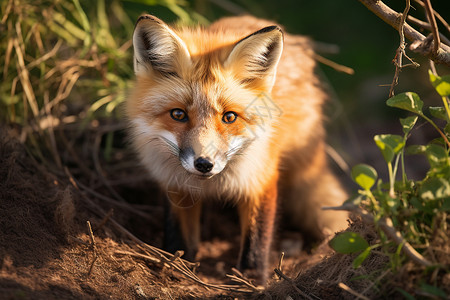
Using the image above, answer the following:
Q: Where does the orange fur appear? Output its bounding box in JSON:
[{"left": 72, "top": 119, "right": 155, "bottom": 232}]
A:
[{"left": 126, "top": 14, "right": 348, "bottom": 284}]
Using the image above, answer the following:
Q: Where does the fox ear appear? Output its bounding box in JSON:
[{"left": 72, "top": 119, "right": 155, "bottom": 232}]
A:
[
  {"left": 133, "top": 15, "right": 191, "bottom": 76},
  {"left": 224, "top": 26, "right": 283, "bottom": 89}
]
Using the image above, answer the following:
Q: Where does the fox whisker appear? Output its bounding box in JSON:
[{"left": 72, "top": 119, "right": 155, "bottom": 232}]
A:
[{"left": 159, "top": 136, "right": 180, "bottom": 156}]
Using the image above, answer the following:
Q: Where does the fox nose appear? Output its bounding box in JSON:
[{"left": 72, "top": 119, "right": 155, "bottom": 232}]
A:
[{"left": 194, "top": 157, "right": 214, "bottom": 173}]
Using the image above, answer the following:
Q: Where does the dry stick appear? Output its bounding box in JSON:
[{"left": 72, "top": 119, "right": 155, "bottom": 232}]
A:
[
  {"left": 273, "top": 268, "right": 313, "bottom": 300},
  {"left": 86, "top": 220, "right": 99, "bottom": 276},
  {"left": 407, "top": 15, "right": 450, "bottom": 46},
  {"left": 323, "top": 204, "right": 433, "bottom": 267},
  {"left": 313, "top": 53, "right": 355, "bottom": 75},
  {"left": 358, "top": 0, "right": 450, "bottom": 67},
  {"left": 413, "top": 0, "right": 450, "bottom": 34},
  {"left": 389, "top": 0, "right": 418, "bottom": 98},
  {"left": 277, "top": 252, "right": 285, "bottom": 275},
  {"left": 338, "top": 283, "right": 371, "bottom": 300},
  {"left": 227, "top": 268, "right": 259, "bottom": 290},
  {"left": 422, "top": 0, "right": 441, "bottom": 54}
]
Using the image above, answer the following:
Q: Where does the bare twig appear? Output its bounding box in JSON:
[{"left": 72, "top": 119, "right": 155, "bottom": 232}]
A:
[
  {"left": 313, "top": 53, "right": 355, "bottom": 75},
  {"left": 86, "top": 220, "right": 98, "bottom": 276},
  {"left": 323, "top": 204, "right": 434, "bottom": 267},
  {"left": 407, "top": 15, "right": 450, "bottom": 46},
  {"left": 338, "top": 282, "right": 371, "bottom": 300},
  {"left": 358, "top": 0, "right": 450, "bottom": 66},
  {"left": 226, "top": 268, "right": 260, "bottom": 290},
  {"left": 413, "top": 0, "right": 450, "bottom": 34},
  {"left": 277, "top": 252, "right": 285, "bottom": 276},
  {"left": 273, "top": 268, "right": 314, "bottom": 300},
  {"left": 422, "top": 0, "right": 441, "bottom": 54},
  {"left": 389, "top": 0, "right": 419, "bottom": 98}
]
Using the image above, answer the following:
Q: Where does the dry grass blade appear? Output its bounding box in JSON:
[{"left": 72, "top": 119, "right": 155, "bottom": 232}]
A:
[
  {"left": 13, "top": 38, "right": 39, "bottom": 117},
  {"left": 338, "top": 282, "right": 370, "bottom": 300},
  {"left": 26, "top": 40, "right": 63, "bottom": 70},
  {"left": 3, "top": 38, "right": 13, "bottom": 81}
]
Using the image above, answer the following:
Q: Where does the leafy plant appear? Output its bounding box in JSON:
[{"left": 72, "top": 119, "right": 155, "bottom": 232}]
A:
[
  {"left": 330, "top": 71, "right": 450, "bottom": 295},
  {"left": 0, "top": 0, "right": 201, "bottom": 166}
]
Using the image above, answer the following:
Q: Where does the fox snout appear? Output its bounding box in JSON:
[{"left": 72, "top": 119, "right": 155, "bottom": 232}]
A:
[
  {"left": 193, "top": 157, "right": 214, "bottom": 173},
  {"left": 179, "top": 147, "right": 226, "bottom": 177}
]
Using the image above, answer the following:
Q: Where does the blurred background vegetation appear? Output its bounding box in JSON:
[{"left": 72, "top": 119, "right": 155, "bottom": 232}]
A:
[{"left": 1, "top": 0, "right": 449, "bottom": 180}]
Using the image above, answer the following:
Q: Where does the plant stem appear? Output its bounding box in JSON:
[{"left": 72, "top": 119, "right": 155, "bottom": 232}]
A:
[
  {"left": 401, "top": 148, "right": 407, "bottom": 185},
  {"left": 441, "top": 96, "right": 450, "bottom": 121},
  {"left": 387, "top": 161, "right": 395, "bottom": 198},
  {"left": 421, "top": 113, "right": 450, "bottom": 148}
]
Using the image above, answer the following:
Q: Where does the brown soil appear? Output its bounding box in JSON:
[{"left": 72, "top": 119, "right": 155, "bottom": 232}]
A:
[{"left": 1, "top": 126, "right": 448, "bottom": 300}]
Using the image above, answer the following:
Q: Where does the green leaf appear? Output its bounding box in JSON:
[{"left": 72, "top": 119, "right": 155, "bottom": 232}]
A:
[
  {"left": 396, "top": 288, "right": 416, "bottom": 300},
  {"left": 351, "top": 164, "right": 377, "bottom": 190},
  {"left": 374, "top": 134, "right": 405, "bottom": 163},
  {"left": 420, "top": 283, "right": 447, "bottom": 298},
  {"left": 425, "top": 144, "right": 449, "bottom": 167},
  {"left": 429, "top": 106, "right": 448, "bottom": 120},
  {"left": 352, "top": 246, "right": 371, "bottom": 268},
  {"left": 387, "top": 92, "right": 423, "bottom": 114},
  {"left": 429, "top": 70, "right": 450, "bottom": 97},
  {"left": 442, "top": 198, "right": 450, "bottom": 211},
  {"left": 405, "top": 145, "right": 427, "bottom": 155},
  {"left": 420, "top": 178, "right": 450, "bottom": 200},
  {"left": 400, "top": 116, "right": 418, "bottom": 135},
  {"left": 329, "top": 232, "right": 369, "bottom": 254}
]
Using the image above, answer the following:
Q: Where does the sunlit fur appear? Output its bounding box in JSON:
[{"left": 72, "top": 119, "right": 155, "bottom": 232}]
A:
[{"left": 127, "top": 15, "right": 348, "bottom": 265}]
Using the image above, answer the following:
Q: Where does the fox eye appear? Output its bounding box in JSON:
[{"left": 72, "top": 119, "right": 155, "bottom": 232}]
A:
[
  {"left": 222, "top": 111, "right": 237, "bottom": 124},
  {"left": 170, "top": 108, "right": 188, "bottom": 122}
]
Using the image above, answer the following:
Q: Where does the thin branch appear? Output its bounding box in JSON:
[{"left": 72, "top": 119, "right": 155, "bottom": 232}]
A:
[
  {"left": 358, "top": 0, "right": 450, "bottom": 67},
  {"left": 389, "top": 0, "right": 419, "bottom": 98},
  {"left": 313, "top": 53, "right": 355, "bottom": 75},
  {"left": 86, "top": 220, "right": 99, "bottom": 276},
  {"left": 407, "top": 15, "right": 450, "bottom": 46},
  {"left": 422, "top": 0, "right": 441, "bottom": 54},
  {"left": 413, "top": 0, "right": 450, "bottom": 34}
]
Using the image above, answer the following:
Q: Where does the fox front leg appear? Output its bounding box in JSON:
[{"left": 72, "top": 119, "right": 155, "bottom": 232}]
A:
[
  {"left": 237, "top": 178, "right": 278, "bottom": 284},
  {"left": 164, "top": 194, "right": 202, "bottom": 261}
]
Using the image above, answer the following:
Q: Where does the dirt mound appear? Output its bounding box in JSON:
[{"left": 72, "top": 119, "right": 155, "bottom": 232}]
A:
[
  {"left": 2, "top": 126, "right": 445, "bottom": 299},
  {"left": 0, "top": 129, "right": 209, "bottom": 299}
]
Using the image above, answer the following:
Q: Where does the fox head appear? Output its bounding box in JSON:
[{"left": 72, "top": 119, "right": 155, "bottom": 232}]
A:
[{"left": 127, "top": 15, "right": 283, "bottom": 181}]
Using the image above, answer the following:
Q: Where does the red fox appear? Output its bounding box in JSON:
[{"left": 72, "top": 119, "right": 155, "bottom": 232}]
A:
[{"left": 126, "top": 14, "right": 348, "bottom": 283}]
